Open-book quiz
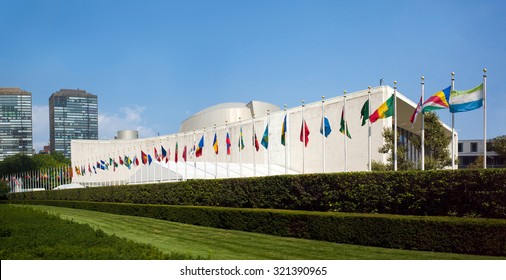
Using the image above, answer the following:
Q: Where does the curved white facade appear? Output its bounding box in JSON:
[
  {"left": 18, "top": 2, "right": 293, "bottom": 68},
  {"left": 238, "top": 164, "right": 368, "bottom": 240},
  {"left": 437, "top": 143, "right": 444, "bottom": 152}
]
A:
[
  {"left": 71, "top": 86, "right": 455, "bottom": 187},
  {"left": 180, "top": 100, "right": 280, "bottom": 133}
]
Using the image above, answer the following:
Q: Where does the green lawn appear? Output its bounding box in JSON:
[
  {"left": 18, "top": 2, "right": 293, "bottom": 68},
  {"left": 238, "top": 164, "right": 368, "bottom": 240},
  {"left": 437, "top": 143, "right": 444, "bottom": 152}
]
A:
[{"left": 21, "top": 205, "right": 505, "bottom": 260}]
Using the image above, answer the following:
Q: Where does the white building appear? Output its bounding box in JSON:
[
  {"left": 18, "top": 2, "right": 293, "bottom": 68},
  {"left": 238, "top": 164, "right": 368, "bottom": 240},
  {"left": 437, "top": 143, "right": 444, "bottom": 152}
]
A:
[{"left": 71, "top": 86, "right": 455, "bottom": 186}]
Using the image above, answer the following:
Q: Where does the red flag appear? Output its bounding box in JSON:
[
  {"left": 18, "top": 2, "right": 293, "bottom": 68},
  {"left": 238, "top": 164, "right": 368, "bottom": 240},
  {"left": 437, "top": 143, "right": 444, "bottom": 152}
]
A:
[
  {"left": 182, "top": 146, "right": 187, "bottom": 162},
  {"left": 175, "top": 142, "right": 179, "bottom": 163},
  {"left": 300, "top": 120, "right": 310, "bottom": 147},
  {"left": 119, "top": 155, "right": 124, "bottom": 165},
  {"left": 141, "top": 150, "right": 148, "bottom": 164}
]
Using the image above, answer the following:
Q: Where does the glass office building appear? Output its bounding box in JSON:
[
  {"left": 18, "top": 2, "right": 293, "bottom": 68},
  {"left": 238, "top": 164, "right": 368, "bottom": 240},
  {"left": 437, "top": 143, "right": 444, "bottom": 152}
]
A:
[
  {"left": 0, "top": 88, "right": 33, "bottom": 161},
  {"left": 49, "top": 89, "right": 98, "bottom": 159}
]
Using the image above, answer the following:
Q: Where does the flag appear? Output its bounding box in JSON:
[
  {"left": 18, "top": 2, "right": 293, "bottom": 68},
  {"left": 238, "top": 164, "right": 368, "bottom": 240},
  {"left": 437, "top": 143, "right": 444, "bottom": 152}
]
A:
[
  {"left": 410, "top": 96, "right": 423, "bottom": 126},
  {"left": 320, "top": 116, "right": 332, "bottom": 137},
  {"left": 166, "top": 148, "right": 170, "bottom": 163},
  {"left": 226, "top": 132, "right": 231, "bottom": 155},
  {"left": 339, "top": 108, "right": 352, "bottom": 139},
  {"left": 281, "top": 115, "right": 287, "bottom": 146},
  {"left": 88, "top": 163, "right": 92, "bottom": 173},
  {"left": 161, "top": 145, "right": 167, "bottom": 161},
  {"left": 133, "top": 156, "right": 139, "bottom": 166},
  {"left": 253, "top": 131, "right": 260, "bottom": 151},
  {"left": 196, "top": 135, "right": 204, "bottom": 157},
  {"left": 141, "top": 151, "right": 148, "bottom": 165},
  {"left": 154, "top": 147, "right": 160, "bottom": 161},
  {"left": 213, "top": 133, "right": 219, "bottom": 154},
  {"left": 360, "top": 99, "right": 369, "bottom": 126},
  {"left": 119, "top": 156, "right": 124, "bottom": 165},
  {"left": 148, "top": 154, "right": 153, "bottom": 165},
  {"left": 261, "top": 124, "right": 269, "bottom": 149},
  {"left": 238, "top": 127, "right": 245, "bottom": 150},
  {"left": 369, "top": 94, "right": 394, "bottom": 123},
  {"left": 100, "top": 160, "right": 106, "bottom": 170},
  {"left": 422, "top": 86, "right": 451, "bottom": 112},
  {"left": 449, "top": 83, "right": 484, "bottom": 113},
  {"left": 175, "top": 142, "right": 179, "bottom": 163},
  {"left": 93, "top": 165, "right": 97, "bottom": 174},
  {"left": 182, "top": 145, "right": 187, "bottom": 162},
  {"left": 300, "top": 120, "right": 310, "bottom": 147}
]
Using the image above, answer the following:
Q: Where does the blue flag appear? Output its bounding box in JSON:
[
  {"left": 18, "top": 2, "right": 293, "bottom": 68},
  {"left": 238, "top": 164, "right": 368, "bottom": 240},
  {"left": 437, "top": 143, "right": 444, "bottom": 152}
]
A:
[{"left": 320, "top": 116, "right": 332, "bottom": 137}]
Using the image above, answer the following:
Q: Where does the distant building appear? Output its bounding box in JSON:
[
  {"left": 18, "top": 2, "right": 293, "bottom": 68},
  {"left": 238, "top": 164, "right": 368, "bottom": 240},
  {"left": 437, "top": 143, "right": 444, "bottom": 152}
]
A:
[
  {"left": 458, "top": 140, "right": 505, "bottom": 168},
  {"left": 0, "top": 88, "right": 33, "bottom": 161},
  {"left": 49, "top": 89, "right": 98, "bottom": 159}
]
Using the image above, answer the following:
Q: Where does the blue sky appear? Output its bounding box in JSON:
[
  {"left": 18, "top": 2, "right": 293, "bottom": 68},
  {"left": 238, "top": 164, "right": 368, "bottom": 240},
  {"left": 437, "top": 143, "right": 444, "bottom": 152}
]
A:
[{"left": 1, "top": 0, "right": 505, "bottom": 151}]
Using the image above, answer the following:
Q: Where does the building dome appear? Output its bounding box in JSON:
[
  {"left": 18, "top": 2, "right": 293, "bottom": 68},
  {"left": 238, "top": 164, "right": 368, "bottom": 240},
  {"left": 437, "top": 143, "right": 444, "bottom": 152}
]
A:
[{"left": 180, "top": 100, "right": 280, "bottom": 132}]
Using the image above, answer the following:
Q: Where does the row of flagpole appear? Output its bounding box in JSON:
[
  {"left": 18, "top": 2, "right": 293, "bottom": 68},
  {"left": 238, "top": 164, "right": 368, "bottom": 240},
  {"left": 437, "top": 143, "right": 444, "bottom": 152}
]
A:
[
  {"left": 3, "top": 165, "right": 72, "bottom": 193},
  {"left": 416, "top": 69, "right": 487, "bottom": 170},
  {"left": 68, "top": 69, "right": 489, "bottom": 187}
]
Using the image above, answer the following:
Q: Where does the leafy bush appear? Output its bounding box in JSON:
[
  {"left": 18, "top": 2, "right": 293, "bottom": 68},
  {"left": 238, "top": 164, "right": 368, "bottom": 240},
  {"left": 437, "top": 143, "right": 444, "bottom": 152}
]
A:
[
  {"left": 11, "top": 200, "right": 506, "bottom": 256},
  {"left": 8, "top": 169, "right": 506, "bottom": 218},
  {"left": 0, "top": 204, "right": 200, "bottom": 259}
]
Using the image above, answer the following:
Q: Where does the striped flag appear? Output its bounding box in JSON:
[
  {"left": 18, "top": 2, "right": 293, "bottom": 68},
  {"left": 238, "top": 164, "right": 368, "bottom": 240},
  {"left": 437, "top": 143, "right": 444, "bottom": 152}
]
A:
[
  {"left": 449, "top": 83, "right": 483, "bottom": 113},
  {"left": 370, "top": 95, "right": 394, "bottom": 123},
  {"left": 422, "top": 86, "right": 451, "bottom": 112},
  {"left": 226, "top": 132, "right": 231, "bottom": 155},
  {"left": 410, "top": 96, "right": 423, "bottom": 126}
]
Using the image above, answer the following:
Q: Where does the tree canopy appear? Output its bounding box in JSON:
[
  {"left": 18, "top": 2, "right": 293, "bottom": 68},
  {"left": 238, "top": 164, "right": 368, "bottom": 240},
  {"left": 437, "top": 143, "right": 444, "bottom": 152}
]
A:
[{"left": 0, "top": 152, "right": 70, "bottom": 177}]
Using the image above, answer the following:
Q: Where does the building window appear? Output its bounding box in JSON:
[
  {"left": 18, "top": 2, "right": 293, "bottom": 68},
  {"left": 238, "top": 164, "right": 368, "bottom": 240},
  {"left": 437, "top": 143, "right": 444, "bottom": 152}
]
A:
[
  {"left": 458, "top": 143, "right": 463, "bottom": 153},
  {"left": 471, "top": 142, "right": 478, "bottom": 153}
]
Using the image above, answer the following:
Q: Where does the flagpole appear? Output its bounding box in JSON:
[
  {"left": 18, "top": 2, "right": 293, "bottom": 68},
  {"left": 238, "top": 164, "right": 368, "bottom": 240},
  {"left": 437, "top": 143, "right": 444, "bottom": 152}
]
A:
[
  {"left": 344, "top": 90, "right": 348, "bottom": 172},
  {"left": 214, "top": 124, "right": 218, "bottom": 179},
  {"left": 421, "top": 76, "right": 425, "bottom": 171},
  {"left": 176, "top": 137, "right": 179, "bottom": 181},
  {"left": 321, "top": 96, "right": 326, "bottom": 173},
  {"left": 394, "top": 81, "right": 398, "bottom": 171},
  {"left": 267, "top": 110, "right": 271, "bottom": 176},
  {"left": 302, "top": 100, "right": 306, "bottom": 174},
  {"left": 451, "top": 72, "right": 455, "bottom": 170},
  {"left": 252, "top": 114, "right": 256, "bottom": 177},
  {"left": 284, "top": 105, "right": 288, "bottom": 175},
  {"left": 193, "top": 130, "right": 196, "bottom": 179},
  {"left": 239, "top": 118, "right": 243, "bottom": 177},
  {"left": 184, "top": 133, "right": 187, "bottom": 180},
  {"left": 368, "top": 86, "right": 372, "bottom": 171},
  {"left": 483, "top": 68, "right": 487, "bottom": 169},
  {"left": 226, "top": 121, "right": 229, "bottom": 178},
  {"left": 203, "top": 127, "right": 207, "bottom": 179}
]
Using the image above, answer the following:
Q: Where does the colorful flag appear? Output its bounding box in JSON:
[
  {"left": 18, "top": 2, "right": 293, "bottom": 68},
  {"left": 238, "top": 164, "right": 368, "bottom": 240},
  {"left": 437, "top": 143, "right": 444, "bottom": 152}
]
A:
[
  {"left": 88, "top": 163, "right": 92, "bottom": 173},
  {"left": 238, "top": 127, "right": 245, "bottom": 150},
  {"left": 100, "top": 160, "right": 106, "bottom": 170},
  {"left": 369, "top": 94, "right": 394, "bottom": 123},
  {"left": 281, "top": 115, "right": 287, "bottom": 146},
  {"left": 422, "top": 86, "right": 451, "bottom": 112},
  {"left": 449, "top": 83, "right": 484, "bottom": 113},
  {"left": 196, "top": 135, "right": 204, "bottom": 157},
  {"left": 161, "top": 145, "right": 167, "bottom": 161},
  {"left": 175, "top": 142, "right": 179, "bottom": 163},
  {"left": 133, "top": 156, "right": 139, "bottom": 166},
  {"left": 339, "top": 108, "right": 352, "bottom": 139},
  {"left": 253, "top": 131, "right": 260, "bottom": 151},
  {"left": 226, "top": 132, "right": 231, "bottom": 155},
  {"left": 261, "top": 124, "right": 269, "bottom": 149},
  {"left": 300, "top": 120, "right": 310, "bottom": 147},
  {"left": 119, "top": 155, "right": 124, "bottom": 165},
  {"left": 320, "top": 116, "right": 332, "bottom": 137},
  {"left": 141, "top": 151, "right": 148, "bottom": 165},
  {"left": 154, "top": 147, "right": 160, "bottom": 161},
  {"left": 410, "top": 96, "right": 423, "bottom": 126},
  {"left": 182, "top": 145, "right": 187, "bottom": 162},
  {"left": 148, "top": 154, "right": 153, "bottom": 165},
  {"left": 360, "top": 99, "right": 369, "bottom": 126},
  {"left": 213, "top": 133, "right": 219, "bottom": 154}
]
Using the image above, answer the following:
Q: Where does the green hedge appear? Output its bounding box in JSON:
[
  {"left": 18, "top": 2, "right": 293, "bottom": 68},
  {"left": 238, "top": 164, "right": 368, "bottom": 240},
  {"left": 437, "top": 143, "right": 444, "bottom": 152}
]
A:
[
  {"left": 10, "top": 200, "right": 506, "bottom": 256},
  {"left": 9, "top": 169, "right": 506, "bottom": 218}
]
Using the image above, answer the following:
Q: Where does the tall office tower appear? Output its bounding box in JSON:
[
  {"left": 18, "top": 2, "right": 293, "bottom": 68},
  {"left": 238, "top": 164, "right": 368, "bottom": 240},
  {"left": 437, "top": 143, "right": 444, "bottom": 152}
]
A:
[
  {"left": 49, "top": 89, "right": 98, "bottom": 159},
  {"left": 0, "top": 88, "right": 33, "bottom": 161}
]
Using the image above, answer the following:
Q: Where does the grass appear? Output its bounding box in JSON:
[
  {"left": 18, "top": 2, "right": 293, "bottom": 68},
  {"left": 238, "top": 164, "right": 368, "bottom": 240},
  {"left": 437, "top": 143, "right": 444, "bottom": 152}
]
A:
[
  {"left": 19, "top": 204, "right": 506, "bottom": 260},
  {"left": 0, "top": 204, "right": 199, "bottom": 260}
]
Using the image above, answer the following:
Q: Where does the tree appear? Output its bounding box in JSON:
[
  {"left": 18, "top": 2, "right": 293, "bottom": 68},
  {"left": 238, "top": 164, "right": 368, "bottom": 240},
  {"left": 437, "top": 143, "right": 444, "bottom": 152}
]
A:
[
  {"left": 489, "top": 135, "right": 506, "bottom": 159},
  {"left": 374, "top": 127, "right": 415, "bottom": 171},
  {"left": 410, "top": 112, "right": 452, "bottom": 170},
  {"left": 468, "top": 156, "right": 484, "bottom": 169},
  {"left": 0, "top": 154, "right": 37, "bottom": 176}
]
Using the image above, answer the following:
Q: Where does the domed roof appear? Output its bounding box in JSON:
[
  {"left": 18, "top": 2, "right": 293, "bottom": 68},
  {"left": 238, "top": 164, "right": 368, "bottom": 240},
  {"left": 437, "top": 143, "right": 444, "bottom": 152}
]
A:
[{"left": 180, "top": 100, "right": 280, "bottom": 132}]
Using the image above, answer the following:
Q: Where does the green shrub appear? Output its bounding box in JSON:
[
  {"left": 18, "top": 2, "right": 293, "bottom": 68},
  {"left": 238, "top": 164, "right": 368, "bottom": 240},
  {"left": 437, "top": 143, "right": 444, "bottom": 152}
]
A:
[
  {"left": 8, "top": 169, "right": 506, "bottom": 218},
  {"left": 11, "top": 200, "right": 506, "bottom": 257}
]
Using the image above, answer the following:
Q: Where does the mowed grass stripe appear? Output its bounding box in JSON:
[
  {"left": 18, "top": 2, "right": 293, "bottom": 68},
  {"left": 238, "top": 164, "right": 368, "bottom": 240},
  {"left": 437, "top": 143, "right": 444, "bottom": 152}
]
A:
[{"left": 23, "top": 205, "right": 504, "bottom": 260}]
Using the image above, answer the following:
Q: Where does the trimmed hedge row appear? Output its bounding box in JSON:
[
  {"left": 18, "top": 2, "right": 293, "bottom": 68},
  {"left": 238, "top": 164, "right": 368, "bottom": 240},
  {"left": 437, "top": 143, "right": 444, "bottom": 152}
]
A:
[
  {"left": 11, "top": 200, "right": 506, "bottom": 256},
  {"left": 9, "top": 169, "right": 506, "bottom": 218}
]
